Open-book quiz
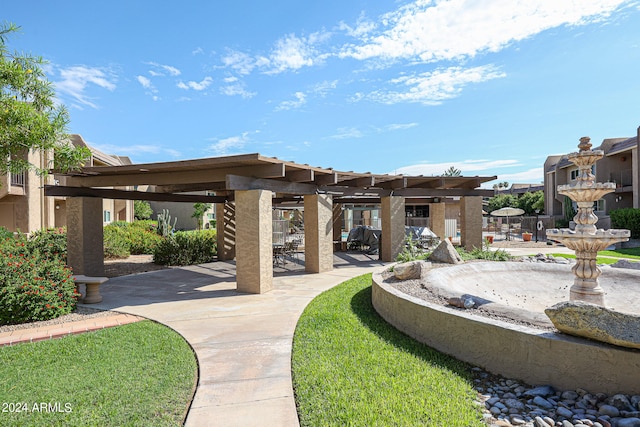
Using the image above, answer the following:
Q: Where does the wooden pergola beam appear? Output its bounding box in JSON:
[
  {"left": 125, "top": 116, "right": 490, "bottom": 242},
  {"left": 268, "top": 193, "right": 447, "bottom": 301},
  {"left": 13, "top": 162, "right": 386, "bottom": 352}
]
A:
[
  {"left": 226, "top": 175, "right": 318, "bottom": 195},
  {"left": 45, "top": 185, "right": 229, "bottom": 203},
  {"left": 66, "top": 163, "right": 286, "bottom": 188}
]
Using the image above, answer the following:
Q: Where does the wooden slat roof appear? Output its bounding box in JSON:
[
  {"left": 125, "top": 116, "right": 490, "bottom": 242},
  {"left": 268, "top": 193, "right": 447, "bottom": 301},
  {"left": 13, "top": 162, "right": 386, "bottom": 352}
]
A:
[{"left": 49, "top": 152, "right": 496, "bottom": 201}]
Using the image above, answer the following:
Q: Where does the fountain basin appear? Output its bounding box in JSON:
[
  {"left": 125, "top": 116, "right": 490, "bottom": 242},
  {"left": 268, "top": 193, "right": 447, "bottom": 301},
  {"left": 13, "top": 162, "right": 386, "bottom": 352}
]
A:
[{"left": 372, "top": 262, "right": 640, "bottom": 395}]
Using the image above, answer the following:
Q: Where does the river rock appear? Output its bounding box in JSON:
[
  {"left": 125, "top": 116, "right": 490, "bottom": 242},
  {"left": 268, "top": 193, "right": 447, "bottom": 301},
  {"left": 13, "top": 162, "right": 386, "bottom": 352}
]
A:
[
  {"left": 428, "top": 239, "right": 463, "bottom": 264},
  {"left": 393, "top": 260, "right": 429, "bottom": 280},
  {"left": 544, "top": 301, "right": 640, "bottom": 349},
  {"left": 617, "top": 418, "right": 640, "bottom": 427},
  {"left": 611, "top": 259, "right": 640, "bottom": 270}
]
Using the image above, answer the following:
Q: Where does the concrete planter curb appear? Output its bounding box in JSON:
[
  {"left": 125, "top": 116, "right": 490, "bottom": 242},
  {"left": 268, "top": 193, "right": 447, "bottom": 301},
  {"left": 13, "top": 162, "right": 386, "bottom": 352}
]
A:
[{"left": 371, "top": 272, "right": 640, "bottom": 395}]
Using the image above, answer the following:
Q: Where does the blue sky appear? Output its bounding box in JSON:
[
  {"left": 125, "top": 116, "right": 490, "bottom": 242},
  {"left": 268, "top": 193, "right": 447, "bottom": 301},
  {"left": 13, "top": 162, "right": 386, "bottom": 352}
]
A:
[{"left": 5, "top": 1, "right": 640, "bottom": 187}]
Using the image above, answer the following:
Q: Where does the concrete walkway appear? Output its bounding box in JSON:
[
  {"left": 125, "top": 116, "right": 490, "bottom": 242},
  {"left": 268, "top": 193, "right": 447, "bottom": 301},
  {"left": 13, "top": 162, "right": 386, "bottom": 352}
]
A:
[{"left": 83, "top": 257, "right": 387, "bottom": 427}]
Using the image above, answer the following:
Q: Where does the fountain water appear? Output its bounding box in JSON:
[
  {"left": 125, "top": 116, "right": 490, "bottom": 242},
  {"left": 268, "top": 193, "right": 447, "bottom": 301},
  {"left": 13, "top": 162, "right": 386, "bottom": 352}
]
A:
[{"left": 546, "top": 137, "right": 630, "bottom": 305}]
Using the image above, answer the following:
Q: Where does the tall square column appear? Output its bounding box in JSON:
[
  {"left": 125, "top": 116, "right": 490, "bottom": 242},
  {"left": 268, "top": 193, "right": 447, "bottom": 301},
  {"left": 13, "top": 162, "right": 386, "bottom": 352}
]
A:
[
  {"left": 304, "top": 194, "right": 333, "bottom": 273},
  {"left": 381, "top": 196, "right": 405, "bottom": 262},
  {"left": 67, "top": 197, "right": 104, "bottom": 276},
  {"left": 332, "top": 203, "right": 343, "bottom": 250},
  {"left": 216, "top": 201, "right": 236, "bottom": 261},
  {"left": 428, "top": 202, "right": 446, "bottom": 240},
  {"left": 235, "top": 190, "right": 272, "bottom": 294},
  {"left": 461, "top": 196, "right": 483, "bottom": 251}
]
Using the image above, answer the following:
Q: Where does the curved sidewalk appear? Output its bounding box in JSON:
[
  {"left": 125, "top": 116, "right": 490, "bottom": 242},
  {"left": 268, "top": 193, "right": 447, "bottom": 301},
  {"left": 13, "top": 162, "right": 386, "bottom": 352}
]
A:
[{"left": 86, "top": 259, "right": 387, "bottom": 427}]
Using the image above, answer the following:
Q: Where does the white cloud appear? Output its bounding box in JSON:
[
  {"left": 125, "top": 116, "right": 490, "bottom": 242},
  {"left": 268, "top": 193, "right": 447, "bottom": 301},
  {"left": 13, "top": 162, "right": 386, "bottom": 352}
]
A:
[
  {"left": 223, "top": 76, "right": 238, "bottom": 83},
  {"left": 192, "top": 47, "right": 204, "bottom": 55},
  {"left": 54, "top": 66, "right": 117, "bottom": 109},
  {"left": 224, "top": 31, "right": 331, "bottom": 76},
  {"left": 208, "top": 132, "right": 252, "bottom": 154},
  {"left": 312, "top": 80, "right": 338, "bottom": 97},
  {"left": 220, "top": 84, "right": 256, "bottom": 99},
  {"left": 276, "top": 92, "right": 307, "bottom": 111},
  {"left": 137, "top": 75, "right": 152, "bottom": 89},
  {"left": 383, "top": 122, "right": 418, "bottom": 131},
  {"left": 338, "top": 12, "right": 377, "bottom": 38},
  {"left": 177, "top": 76, "right": 213, "bottom": 91},
  {"left": 393, "top": 159, "right": 521, "bottom": 176},
  {"left": 137, "top": 75, "right": 159, "bottom": 100},
  {"left": 146, "top": 62, "right": 181, "bottom": 76},
  {"left": 496, "top": 167, "right": 544, "bottom": 184},
  {"left": 264, "top": 33, "right": 317, "bottom": 74},
  {"left": 222, "top": 50, "right": 257, "bottom": 75},
  {"left": 367, "top": 65, "right": 506, "bottom": 105},
  {"left": 339, "top": 0, "right": 628, "bottom": 63},
  {"left": 328, "top": 127, "right": 364, "bottom": 140}
]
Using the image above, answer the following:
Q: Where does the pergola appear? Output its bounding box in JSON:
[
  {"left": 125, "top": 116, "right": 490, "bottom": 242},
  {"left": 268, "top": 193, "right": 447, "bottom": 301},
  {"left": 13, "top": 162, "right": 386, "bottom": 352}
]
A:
[{"left": 47, "top": 153, "right": 495, "bottom": 294}]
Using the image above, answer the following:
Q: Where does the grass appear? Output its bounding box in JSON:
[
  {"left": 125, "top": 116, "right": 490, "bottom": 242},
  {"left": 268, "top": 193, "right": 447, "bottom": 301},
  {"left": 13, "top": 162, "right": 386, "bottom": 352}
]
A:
[
  {"left": 0, "top": 320, "right": 197, "bottom": 427},
  {"left": 292, "top": 274, "right": 484, "bottom": 427},
  {"left": 550, "top": 253, "right": 621, "bottom": 265},
  {"left": 598, "top": 247, "right": 640, "bottom": 260}
]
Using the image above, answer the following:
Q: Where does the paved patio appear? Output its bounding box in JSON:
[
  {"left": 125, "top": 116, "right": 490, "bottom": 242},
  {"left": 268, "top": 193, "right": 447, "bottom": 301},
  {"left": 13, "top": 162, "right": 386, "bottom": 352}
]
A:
[{"left": 83, "top": 253, "right": 388, "bottom": 427}]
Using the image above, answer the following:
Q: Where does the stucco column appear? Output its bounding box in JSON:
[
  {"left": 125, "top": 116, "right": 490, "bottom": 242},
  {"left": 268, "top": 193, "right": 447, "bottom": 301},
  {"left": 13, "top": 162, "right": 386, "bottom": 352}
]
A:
[
  {"left": 235, "top": 190, "right": 272, "bottom": 294},
  {"left": 67, "top": 197, "right": 104, "bottom": 276},
  {"left": 332, "top": 203, "right": 343, "bottom": 250},
  {"left": 216, "top": 201, "right": 236, "bottom": 261},
  {"left": 304, "top": 194, "right": 333, "bottom": 273},
  {"left": 429, "top": 202, "right": 446, "bottom": 240},
  {"left": 461, "top": 196, "right": 483, "bottom": 251},
  {"left": 381, "top": 196, "right": 405, "bottom": 262}
]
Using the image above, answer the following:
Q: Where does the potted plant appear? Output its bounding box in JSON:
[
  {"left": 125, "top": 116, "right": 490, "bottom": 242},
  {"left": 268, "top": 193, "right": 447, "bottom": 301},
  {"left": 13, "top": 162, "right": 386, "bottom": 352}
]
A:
[{"left": 522, "top": 232, "right": 532, "bottom": 242}]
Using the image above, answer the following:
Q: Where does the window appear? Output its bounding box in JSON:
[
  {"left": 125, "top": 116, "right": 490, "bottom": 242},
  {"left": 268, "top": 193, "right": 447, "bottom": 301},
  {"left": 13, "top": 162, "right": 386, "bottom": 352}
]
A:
[
  {"left": 594, "top": 199, "right": 605, "bottom": 212},
  {"left": 103, "top": 210, "right": 111, "bottom": 223},
  {"left": 570, "top": 169, "right": 579, "bottom": 180}
]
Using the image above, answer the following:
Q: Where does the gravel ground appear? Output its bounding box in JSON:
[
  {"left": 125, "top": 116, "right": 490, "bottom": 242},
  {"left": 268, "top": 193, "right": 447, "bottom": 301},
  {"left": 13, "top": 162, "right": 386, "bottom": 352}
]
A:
[
  {"left": 0, "top": 255, "right": 165, "bottom": 334},
  {"left": 382, "top": 262, "right": 557, "bottom": 332}
]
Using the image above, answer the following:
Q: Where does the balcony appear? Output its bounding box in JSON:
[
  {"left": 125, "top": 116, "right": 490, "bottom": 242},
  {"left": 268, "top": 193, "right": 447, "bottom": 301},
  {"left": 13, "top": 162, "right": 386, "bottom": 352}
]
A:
[{"left": 610, "top": 169, "right": 633, "bottom": 191}]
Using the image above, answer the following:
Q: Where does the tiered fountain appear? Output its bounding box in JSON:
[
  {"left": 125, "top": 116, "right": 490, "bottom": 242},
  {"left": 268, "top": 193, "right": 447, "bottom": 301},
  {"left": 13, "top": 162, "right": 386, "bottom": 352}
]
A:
[{"left": 546, "top": 137, "right": 630, "bottom": 305}]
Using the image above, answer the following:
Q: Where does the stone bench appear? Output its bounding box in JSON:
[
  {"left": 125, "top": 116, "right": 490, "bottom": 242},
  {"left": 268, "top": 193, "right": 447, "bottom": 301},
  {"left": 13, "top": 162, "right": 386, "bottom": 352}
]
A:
[{"left": 73, "top": 275, "right": 108, "bottom": 304}]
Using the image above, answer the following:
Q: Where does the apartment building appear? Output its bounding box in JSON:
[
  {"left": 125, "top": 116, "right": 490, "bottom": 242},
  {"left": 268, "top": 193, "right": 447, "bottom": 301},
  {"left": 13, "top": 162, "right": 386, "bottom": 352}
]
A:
[
  {"left": 0, "top": 134, "right": 133, "bottom": 233},
  {"left": 544, "top": 126, "right": 640, "bottom": 223}
]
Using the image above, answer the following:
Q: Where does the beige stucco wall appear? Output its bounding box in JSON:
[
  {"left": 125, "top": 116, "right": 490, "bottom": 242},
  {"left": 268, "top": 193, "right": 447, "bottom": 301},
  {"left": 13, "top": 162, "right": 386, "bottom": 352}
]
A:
[
  {"left": 372, "top": 273, "right": 640, "bottom": 395},
  {"left": 304, "top": 194, "right": 333, "bottom": 273},
  {"left": 235, "top": 190, "right": 273, "bottom": 294}
]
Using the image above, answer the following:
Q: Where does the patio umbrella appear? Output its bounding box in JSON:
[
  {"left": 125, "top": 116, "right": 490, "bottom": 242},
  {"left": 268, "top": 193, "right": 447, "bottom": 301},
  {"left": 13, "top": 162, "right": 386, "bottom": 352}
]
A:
[{"left": 490, "top": 207, "right": 525, "bottom": 240}]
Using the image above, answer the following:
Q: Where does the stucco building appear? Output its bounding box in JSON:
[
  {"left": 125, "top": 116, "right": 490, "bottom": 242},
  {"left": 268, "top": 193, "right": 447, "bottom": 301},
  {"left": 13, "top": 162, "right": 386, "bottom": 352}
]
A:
[
  {"left": 544, "top": 127, "right": 640, "bottom": 225},
  {"left": 0, "top": 134, "right": 134, "bottom": 233}
]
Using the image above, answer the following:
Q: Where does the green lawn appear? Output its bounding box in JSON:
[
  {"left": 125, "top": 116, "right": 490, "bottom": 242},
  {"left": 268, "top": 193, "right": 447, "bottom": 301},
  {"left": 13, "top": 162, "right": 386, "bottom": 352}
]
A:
[
  {"left": 292, "top": 274, "right": 484, "bottom": 427},
  {"left": 598, "top": 247, "right": 640, "bottom": 260},
  {"left": 551, "top": 253, "right": 623, "bottom": 265},
  {"left": 0, "top": 321, "right": 197, "bottom": 427}
]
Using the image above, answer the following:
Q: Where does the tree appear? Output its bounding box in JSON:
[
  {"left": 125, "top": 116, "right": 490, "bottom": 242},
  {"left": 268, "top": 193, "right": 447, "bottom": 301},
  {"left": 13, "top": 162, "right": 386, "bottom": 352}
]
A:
[
  {"left": 442, "top": 166, "right": 461, "bottom": 176},
  {"left": 517, "top": 191, "right": 544, "bottom": 215},
  {"left": 192, "top": 202, "right": 211, "bottom": 231},
  {"left": 134, "top": 200, "right": 153, "bottom": 220},
  {"left": 486, "top": 194, "right": 518, "bottom": 213},
  {"left": 0, "top": 23, "right": 89, "bottom": 177}
]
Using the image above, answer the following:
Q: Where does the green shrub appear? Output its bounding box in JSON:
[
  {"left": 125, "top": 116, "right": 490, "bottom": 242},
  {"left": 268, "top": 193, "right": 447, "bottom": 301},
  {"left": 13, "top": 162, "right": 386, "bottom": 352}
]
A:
[
  {"left": 103, "top": 225, "right": 130, "bottom": 259},
  {"left": 610, "top": 208, "right": 640, "bottom": 239},
  {"left": 395, "top": 236, "right": 430, "bottom": 263},
  {"left": 0, "top": 237, "right": 78, "bottom": 325},
  {"left": 104, "top": 221, "right": 162, "bottom": 257},
  {"left": 27, "top": 227, "right": 67, "bottom": 261},
  {"left": 457, "top": 246, "right": 513, "bottom": 261},
  {"left": 153, "top": 230, "right": 217, "bottom": 266},
  {"left": 127, "top": 227, "right": 164, "bottom": 255},
  {"left": 0, "top": 226, "right": 14, "bottom": 240}
]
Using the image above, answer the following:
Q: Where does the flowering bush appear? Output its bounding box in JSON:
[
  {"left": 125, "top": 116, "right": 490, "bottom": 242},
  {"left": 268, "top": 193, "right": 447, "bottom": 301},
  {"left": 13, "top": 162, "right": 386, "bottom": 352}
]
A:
[
  {"left": 0, "top": 234, "right": 78, "bottom": 325},
  {"left": 27, "top": 227, "right": 67, "bottom": 261}
]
